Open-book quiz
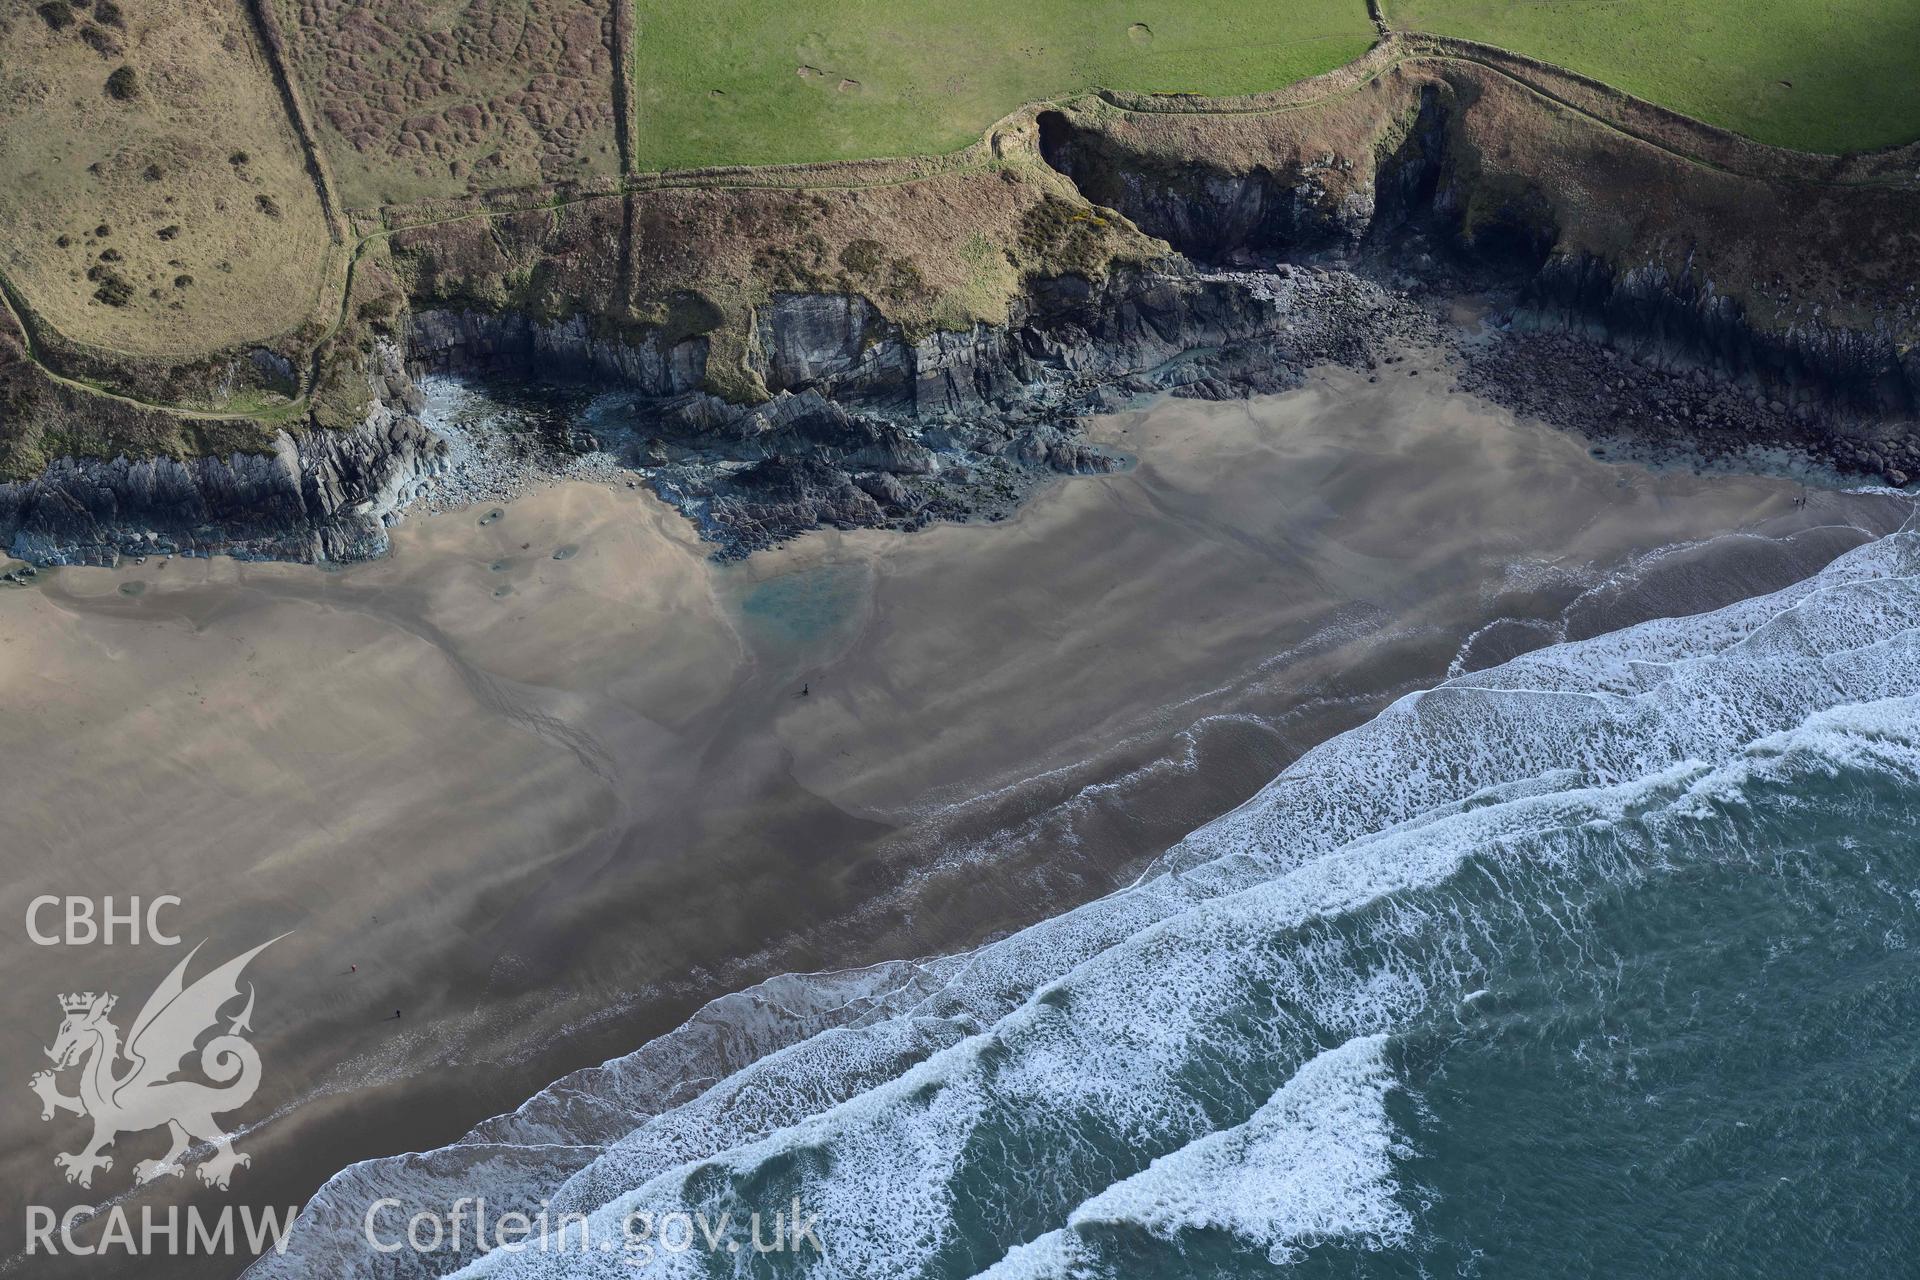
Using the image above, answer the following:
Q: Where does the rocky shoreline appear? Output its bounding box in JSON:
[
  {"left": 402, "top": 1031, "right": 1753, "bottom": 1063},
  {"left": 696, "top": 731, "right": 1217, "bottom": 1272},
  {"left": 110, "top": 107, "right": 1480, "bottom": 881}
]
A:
[
  {"left": 411, "top": 246, "right": 1914, "bottom": 561},
  {"left": 0, "top": 260, "right": 1434, "bottom": 565},
  {"left": 1461, "top": 327, "right": 1919, "bottom": 487},
  {"left": 4, "top": 249, "right": 1913, "bottom": 569},
  {"left": 5, "top": 31, "right": 1918, "bottom": 567},
  {"left": 424, "top": 262, "right": 1436, "bottom": 559},
  {"left": 0, "top": 343, "right": 445, "bottom": 566}
]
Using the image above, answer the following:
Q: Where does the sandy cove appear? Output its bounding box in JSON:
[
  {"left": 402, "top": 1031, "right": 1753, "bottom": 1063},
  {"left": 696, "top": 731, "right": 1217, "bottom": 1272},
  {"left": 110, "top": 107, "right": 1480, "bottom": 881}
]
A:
[{"left": 0, "top": 360, "right": 1909, "bottom": 1274}]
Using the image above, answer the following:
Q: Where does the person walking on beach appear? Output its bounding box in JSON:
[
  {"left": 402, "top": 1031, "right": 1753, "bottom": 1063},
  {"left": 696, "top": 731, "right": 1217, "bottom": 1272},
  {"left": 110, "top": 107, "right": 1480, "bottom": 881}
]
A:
[{"left": 801, "top": 683, "right": 809, "bottom": 697}]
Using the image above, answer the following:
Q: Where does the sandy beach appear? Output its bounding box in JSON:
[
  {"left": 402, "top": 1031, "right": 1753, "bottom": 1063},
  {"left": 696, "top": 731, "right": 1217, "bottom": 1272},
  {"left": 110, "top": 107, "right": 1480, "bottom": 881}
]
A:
[{"left": 0, "top": 359, "right": 1908, "bottom": 1274}]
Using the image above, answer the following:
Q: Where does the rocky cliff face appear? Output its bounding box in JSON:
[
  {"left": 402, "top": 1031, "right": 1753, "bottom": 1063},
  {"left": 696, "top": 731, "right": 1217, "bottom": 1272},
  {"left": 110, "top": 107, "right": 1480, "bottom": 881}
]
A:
[
  {"left": 408, "top": 308, "right": 710, "bottom": 396},
  {"left": 410, "top": 262, "right": 1423, "bottom": 558},
  {"left": 1032, "top": 56, "right": 1919, "bottom": 435},
  {"left": 1035, "top": 109, "right": 1381, "bottom": 262},
  {"left": 0, "top": 343, "right": 445, "bottom": 565},
  {"left": 7, "top": 38, "right": 1915, "bottom": 566},
  {"left": 2, "top": 252, "right": 1421, "bottom": 565},
  {"left": 1520, "top": 255, "right": 1919, "bottom": 418}
]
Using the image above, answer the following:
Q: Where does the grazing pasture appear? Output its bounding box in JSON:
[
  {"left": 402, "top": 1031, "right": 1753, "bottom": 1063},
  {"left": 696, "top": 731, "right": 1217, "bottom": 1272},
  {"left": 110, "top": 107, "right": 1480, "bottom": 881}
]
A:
[
  {"left": 1388, "top": 0, "right": 1920, "bottom": 154},
  {"left": 627, "top": 0, "right": 1377, "bottom": 170},
  {"left": 274, "top": 0, "right": 624, "bottom": 207},
  {"left": 0, "top": 0, "right": 333, "bottom": 356},
  {"left": 5, "top": 0, "right": 1913, "bottom": 401}
]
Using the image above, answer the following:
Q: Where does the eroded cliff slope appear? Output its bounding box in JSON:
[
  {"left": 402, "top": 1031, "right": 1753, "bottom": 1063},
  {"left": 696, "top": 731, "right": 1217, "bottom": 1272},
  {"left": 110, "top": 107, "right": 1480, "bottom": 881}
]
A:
[{"left": 4, "top": 34, "right": 1916, "bottom": 563}]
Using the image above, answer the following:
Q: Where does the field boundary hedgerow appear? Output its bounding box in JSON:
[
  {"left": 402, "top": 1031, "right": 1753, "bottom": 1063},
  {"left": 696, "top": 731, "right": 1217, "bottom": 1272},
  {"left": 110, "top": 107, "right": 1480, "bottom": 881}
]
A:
[{"left": 4, "top": 0, "right": 1918, "bottom": 428}]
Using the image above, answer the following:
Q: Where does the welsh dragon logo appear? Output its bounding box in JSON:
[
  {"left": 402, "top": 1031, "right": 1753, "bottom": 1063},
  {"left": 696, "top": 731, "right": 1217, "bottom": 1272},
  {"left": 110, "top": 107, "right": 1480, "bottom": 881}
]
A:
[{"left": 29, "top": 937, "right": 282, "bottom": 1191}]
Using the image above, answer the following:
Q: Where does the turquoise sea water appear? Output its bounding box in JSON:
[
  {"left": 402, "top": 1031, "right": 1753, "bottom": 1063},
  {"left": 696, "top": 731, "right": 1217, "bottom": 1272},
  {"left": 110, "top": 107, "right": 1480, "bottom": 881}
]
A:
[{"left": 258, "top": 520, "right": 1920, "bottom": 1279}]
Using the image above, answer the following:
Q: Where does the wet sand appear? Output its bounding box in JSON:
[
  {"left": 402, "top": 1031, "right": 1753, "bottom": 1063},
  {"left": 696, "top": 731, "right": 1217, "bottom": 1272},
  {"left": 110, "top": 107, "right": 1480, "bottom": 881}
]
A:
[{"left": 0, "top": 361, "right": 1908, "bottom": 1273}]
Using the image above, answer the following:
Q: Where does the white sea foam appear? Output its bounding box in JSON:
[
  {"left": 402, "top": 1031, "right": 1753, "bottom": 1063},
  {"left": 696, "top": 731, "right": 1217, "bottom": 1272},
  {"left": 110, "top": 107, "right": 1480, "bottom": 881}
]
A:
[
  {"left": 973, "top": 1034, "right": 1410, "bottom": 1277},
  {"left": 251, "top": 526, "right": 1920, "bottom": 1280}
]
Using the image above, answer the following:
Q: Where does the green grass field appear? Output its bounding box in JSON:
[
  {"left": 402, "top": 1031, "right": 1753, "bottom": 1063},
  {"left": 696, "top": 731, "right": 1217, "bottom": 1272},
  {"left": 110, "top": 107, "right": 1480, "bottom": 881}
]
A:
[
  {"left": 1388, "top": 0, "right": 1920, "bottom": 154},
  {"left": 628, "top": 0, "right": 1378, "bottom": 170}
]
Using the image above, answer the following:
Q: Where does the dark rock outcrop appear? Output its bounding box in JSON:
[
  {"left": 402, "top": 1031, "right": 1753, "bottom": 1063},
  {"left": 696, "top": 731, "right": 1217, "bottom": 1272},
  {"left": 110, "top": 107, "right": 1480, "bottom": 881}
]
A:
[
  {"left": 572, "top": 263, "right": 1426, "bottom": 557},
  {"left": 1, "top": 345, "right": 445, "bottom": 565},
  {"left": 8, "top": 256, "right": 1426, "bottom": 565},
  {"left": 408, "top": 308, "right": 710, "bottom": 395},
  {"left": 11, "top": 40, "right": 1916, "bottom": 565},
  {"left": 1520, "top": 254, "right": 1919, "bottom": 418},
  {"left": 1035, "top": 77, "right": 1916, "bottom": 451},
  {"left": 1037, "top": 110, "right": 1374, "bottom": 262}
]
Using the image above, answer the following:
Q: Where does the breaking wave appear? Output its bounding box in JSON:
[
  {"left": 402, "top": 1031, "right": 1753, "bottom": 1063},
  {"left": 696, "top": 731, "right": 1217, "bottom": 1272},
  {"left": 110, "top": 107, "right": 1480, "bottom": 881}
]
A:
[{"left": 250, "top": 518, "right": 1920, "bottom": 1278}]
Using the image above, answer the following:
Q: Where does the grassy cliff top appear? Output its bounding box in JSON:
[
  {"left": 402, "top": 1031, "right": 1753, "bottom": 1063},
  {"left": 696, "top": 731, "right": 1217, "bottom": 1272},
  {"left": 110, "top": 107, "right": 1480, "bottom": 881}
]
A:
[
  {"left": 271, "top": 0, "right": 625, "bottom": 209},
  {"left": 1388, "top": 0, "right": 1920, "bottom": 155},
  {"left": 2, "top": 0, "right": 1918, "bottom": 430},
  {"left": 627, "top": 0, "right": 1376, "bottom": 170},
  {"left": 0, "top": 0, "right": 336, "bottom": 358}
]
